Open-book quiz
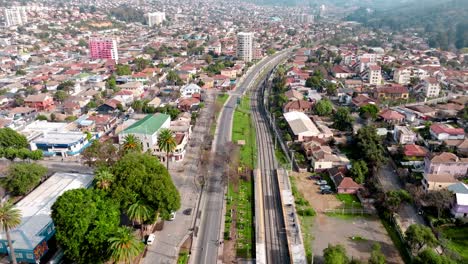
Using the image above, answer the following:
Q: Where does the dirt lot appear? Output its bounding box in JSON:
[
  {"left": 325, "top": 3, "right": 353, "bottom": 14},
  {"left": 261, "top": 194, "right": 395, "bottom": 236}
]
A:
[{"left": 292, "top": 172, "right": 403, "bottom": 264}]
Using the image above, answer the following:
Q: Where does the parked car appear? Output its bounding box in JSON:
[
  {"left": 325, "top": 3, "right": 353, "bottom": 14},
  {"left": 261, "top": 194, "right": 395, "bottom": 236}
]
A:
[
  {"left": 319, "top": 185, "right": 331, "bottom": 191},
  {"left": 169, "top": 211, "right": 176, "bottom": 221},
  {"left": 146, "top": 234, "right": 155, "bottom": 245},
  {"left": 321, "top": 189, "right": 333, "bottom": 195},
  {"left": 316, "top": 180, "right": 328, "bottom": 185},
  {"left": 308, "top": 175, "right": 321, "bottom": 180},
  {"left": 183, "top": 208, "right": 193, "bottom": 215}
]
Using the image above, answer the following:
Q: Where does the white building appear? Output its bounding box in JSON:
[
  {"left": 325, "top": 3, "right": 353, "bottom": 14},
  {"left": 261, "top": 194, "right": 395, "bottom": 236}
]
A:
[
  {"left": 119, "top": 113, "right": 171, "bottom": 153},
  {"left": 205, "top": 42, "right": 222, "bottom": 55},
  {"left": 237, "top": 32, "right": 254, "bottom": 62},
  {"left": 394, "top": 126, "right": 417, "bottom": 145},
  {"left": 414, "top": 78, "right": 440, "bottom": 98},
  {"left": 147, "top": 12, "right": 166, "bottom": 27},
  {"left": 394, "top": 66, "right": 430, "bottom": 85},
  {"left": 180, "top": 83, "right": 201, "bottom": 98},
  {"left": 4, "top": 7, "right": 28, "bottom": 26},
  {"left": 283, "top": 111, "right": 320, "bottom": 142}
]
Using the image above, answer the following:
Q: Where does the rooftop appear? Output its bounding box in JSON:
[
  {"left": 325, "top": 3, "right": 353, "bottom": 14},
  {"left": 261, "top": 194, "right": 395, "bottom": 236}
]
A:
[
  {"left": 122, "top": 113, "right": 170, "bottom": 135},
  {"left": 0, "top": 173, "right": 93, "bottom": 250}
]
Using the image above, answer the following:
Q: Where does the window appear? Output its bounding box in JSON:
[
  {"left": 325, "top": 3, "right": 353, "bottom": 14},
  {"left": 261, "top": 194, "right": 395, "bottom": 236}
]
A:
[
  {"left": 15, "top": 253, "right": 22, "bottom": 258},
  {"left": 26, "top": 254, "right": 33, "bottom": 259}
]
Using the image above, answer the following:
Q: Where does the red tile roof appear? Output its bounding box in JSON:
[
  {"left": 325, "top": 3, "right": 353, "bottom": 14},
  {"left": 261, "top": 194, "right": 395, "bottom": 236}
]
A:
[
  {"left": 379, "top": 109, "right": 405, "bottom": 120},
  {"left": 430, "top": 123, "right": 465, "bottom": 136},
  {"left": 404, "top": 144, "right": 428, "bottom": 157}
]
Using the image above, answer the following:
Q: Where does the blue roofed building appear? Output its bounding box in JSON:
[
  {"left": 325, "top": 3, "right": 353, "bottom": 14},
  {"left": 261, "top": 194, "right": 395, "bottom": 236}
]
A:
[{"left": 0, "top": 173, "right": 94, "bottom": 263}]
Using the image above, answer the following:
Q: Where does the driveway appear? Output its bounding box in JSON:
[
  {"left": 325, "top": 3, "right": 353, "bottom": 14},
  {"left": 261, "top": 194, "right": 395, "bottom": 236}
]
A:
[{"left": 292, "top": 172, "right": 403, "bottom": 264}]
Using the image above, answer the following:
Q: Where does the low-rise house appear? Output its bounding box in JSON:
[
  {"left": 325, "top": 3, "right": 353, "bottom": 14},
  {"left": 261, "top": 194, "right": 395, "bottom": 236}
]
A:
[
  {"left": 448, "top": 182, "right": 468, "bottom": 218},
  {"left": 283, "top": 100, "right": 313, "bottom": 113},
  {"left": 178, "top": 97, "right": 200, "bottom": 112},
  {"left": 351, "top": 94, "right": 376, "bottom": 108},
  {"left": 220, "top": 69, "right": 237, "bottom": 79},
  {"left": 284, "top": 111, "right": 325, "bottom": 142},
  {"left": 0, "top": 172, "right": 93, "bottom": 264},
  {"left": 118, "top": 113, "right": 171, "bottom": 153},
  {"left": 180, "top": 83, "right": 201, "bottom": 98},
  {"left": 96, "top": 99, "right": 120, "bottom": 114},
  {"left": 284, "top": 89, "right": 303, "bottom": 101},
  {"left": 62, "top": 101, "right": 81, "bottom": 116},
  {"left": 424, "top": 152, "right": 468, "bottom": 177},
  {"left": 422, "top": 173, "right": 458, "bottom": 192},
  {"left": 147, "top": 97, "right": 162, "bottom": 108},
  {"left": 113, "top": 90, "right": 135, "bottom": 106},
  {"left": 117, "top": 82, "right": 144, "bottom": 98},
  {"left": 430, "top": 123, "right": 465, "bottom": 141},
  {"left": 329, "top": 168, "right": 361, "bottom": 194},
  {"left": 331, "top": 65, "right": 354, "bottom": 79},
  {"left": 374, "top": 84, "right": 409, "bottom": 100},
  {"left": 379, "top": 109, "right": 405, "bottom": 124},
  {"left": 305, "top": 143, "right": 350, "bottom": 171},
  {"left": 24, "top": 94, "right": 54, "bottom": 110},
  {"left": 404, "top": 144, "right": 428, "bottom": 158},
  {"left": 394, "top": 126, "right": 417, "bottom": 144}
]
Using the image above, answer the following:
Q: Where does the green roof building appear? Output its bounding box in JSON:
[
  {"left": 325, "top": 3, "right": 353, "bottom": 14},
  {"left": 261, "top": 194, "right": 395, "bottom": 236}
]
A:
[{"left": 119, "top": 113, "right": 171, "bottom": 152}]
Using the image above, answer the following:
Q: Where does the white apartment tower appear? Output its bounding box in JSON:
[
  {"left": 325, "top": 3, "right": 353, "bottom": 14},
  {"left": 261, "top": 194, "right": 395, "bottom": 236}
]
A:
[
  {"left": 237, "top": 32, "right": 254, "bottom": 62},
  {"left": 147, "top": 12, "right": 166, "bottom": 27},
  {"left": 4, "top": 7, "right": 28, "bottom": 26}
]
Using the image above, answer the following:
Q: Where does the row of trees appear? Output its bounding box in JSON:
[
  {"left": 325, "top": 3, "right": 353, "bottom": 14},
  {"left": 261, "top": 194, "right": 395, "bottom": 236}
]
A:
[
  {"left": 0, "top": 148, "right": 43, "bottom": 161},
  {"left": 322, "top": 243, "right": 385, "bottom": 264}
]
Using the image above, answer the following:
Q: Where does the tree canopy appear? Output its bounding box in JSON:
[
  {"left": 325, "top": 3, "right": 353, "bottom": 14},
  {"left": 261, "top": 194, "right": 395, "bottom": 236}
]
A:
[
  {"left": 2, "top": 163, "right": 47, "bottom": 196},
  {"left": 385, "top": 190, "right": 412, "bottom": 214},
  {"left": 51, "top": 189, "right": 120, "bottom": 264},
  {"left": 333, "top": 107, "right": 354, "bottom": 131},
  {"left": 110, "top": 152, "right": 180, "bottom": 220},
  {"left": 0, "top": 128, "right": 28, "bottom": 149},
  {"left": 359, "top": 104, "right": 380, "bottom": 120},
  {"left": 323, "top": 244, "right": 349, "bottom": 264},
  {"left": 405, "top": 224, "right": 438, "bottom": 254},
  {"left": 413, "top": 248, "right": 456, "bottom": 264},
  {"left": 349, "top": 160, "right": 368, "bottom": 184},
  {"left": 314, "top": 99, "right": 333, "bottom": 116},
  {"left": 369, "top": 243, "right": 386, "bottom": 264},
  {"left": 354, "top": 126, "right": 386, "bottom": 169},
  {"left": 116, "top": 64, "right": 132, "bottom": 76}
]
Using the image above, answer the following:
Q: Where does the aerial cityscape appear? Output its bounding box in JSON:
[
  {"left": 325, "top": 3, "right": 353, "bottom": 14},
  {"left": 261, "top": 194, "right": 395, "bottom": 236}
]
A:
[{"left": 0, "top": 0, "right": 466, "bottom": 263}]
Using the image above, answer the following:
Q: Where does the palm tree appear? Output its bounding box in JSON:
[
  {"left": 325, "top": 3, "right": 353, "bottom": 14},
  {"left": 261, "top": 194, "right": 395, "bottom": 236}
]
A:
[
  {"left": 123, "top": 134, "right": 142, "bottom": 153},
  {"left": 94, "top": 170, "right": 115, "bottom": 191},
  {"left": 157, "top": 129, "right": 176, "bottom": 169},
  {"left": 0, "top": 201, "right": 21, "bottom": 264},
  {"left": 127, "top": 201, "right": 152, "bottom": 238},
  {"left": 108, "top": 227, "right": 144, "bottom": 264}
]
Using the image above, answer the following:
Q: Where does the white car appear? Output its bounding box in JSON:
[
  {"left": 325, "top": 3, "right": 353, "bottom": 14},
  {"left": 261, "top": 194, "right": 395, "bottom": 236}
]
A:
[
  {"left": 169, "top": 212, "right": 176, "bottom": 221},
  {"left": 146, "top": 234, "right": 155, "bottom": 245}
]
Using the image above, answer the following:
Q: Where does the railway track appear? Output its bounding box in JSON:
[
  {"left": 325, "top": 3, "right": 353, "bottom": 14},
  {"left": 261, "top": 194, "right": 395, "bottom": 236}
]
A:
[{"left": 251, "top": 79, "right": 290, "bottom": 264}]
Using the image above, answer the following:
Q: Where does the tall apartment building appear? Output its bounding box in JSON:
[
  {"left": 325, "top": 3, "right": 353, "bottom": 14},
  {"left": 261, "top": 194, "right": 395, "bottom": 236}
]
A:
[
  {"left": 295, "top": 14, "right": 314, "bottom": 24},
  {"left": 89, "top": 38, "right": 119, "bottom": 62},
  {"left": 394, "top": 66, "right": 430, "bottom": 85},
  {"left": 147, "top": 12, "right": 166, "bottom": 27},
  {"left": 4, "top": 7, "right": 28, "bottom": 26},
  {"left": 237, "top": 32, "right": 254, "bottom": 62},
  {"left": 368, "top": 65, "right": 382, "bottom": 85}
]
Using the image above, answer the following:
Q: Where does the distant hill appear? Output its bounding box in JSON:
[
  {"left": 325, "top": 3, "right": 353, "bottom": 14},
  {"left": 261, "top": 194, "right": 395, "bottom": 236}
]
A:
[{"left": 346, "top": 0, "right": 468, "bottom": 50}]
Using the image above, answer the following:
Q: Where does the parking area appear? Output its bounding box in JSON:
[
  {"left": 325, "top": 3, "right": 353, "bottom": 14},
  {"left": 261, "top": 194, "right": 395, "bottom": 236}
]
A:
[{"left": 291, "top": 172, "right": 403, "bottom": 264}]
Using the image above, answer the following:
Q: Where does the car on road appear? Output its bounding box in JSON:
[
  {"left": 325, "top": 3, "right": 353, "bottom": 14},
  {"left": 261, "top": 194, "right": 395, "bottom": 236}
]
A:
[
  {"left": 316, "top": 180, "right": 328, "bottom": 185},
  {"left": 169, "top": 212, "right": 176, "bottom": 221},
  {"left": 321, "top": 189, "right": 333, "bottom": 195},
  {"left": 146, "top": 234, "right": 155, "bottom": 245},
  {"left": 319, "top": 185, "right": 331, "bottom": 191},
  {"left": 183, "top": 208, "right": 193, "bottom": 215}
]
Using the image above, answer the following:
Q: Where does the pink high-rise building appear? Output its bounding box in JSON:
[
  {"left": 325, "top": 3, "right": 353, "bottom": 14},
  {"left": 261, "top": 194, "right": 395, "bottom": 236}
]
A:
[{"left": 89, "top": 38, "right": 118, "bottom": 62}]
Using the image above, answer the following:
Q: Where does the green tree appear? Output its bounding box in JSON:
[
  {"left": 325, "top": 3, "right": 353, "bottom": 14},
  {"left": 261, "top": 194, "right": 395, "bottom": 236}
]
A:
[
  {"left": 349, "top": 160, "right": 368, "bottom": 184},
  {"left": 110, "top": 153, "right": 181, "bottom": 220},
  {"left": 116, "top": 64, "right": 132, "bottom": 76},
  {"left": 106, "top": 75, "right": 117, "bottom": 90},
  {"left": 413, "top": 248, "right": 456, "bottom": 264},
  {"left": 0, "top": 201, "right": 21, "bottom": 264},
  {"left": 54, "top": 90, "right": 69, "bottom": 103},
  {"left": 166, "top": 70, "right": 181, "bottom": 85},
  {"left": 385, "top": 190, "right": 412, "bottom": 214},
  {"left": 108, "top": 227, "right": 144, "bottom": 264},
  {"left": 369, "top": 243, "right": 385, "bottom": 264},
  {"left": 359, "top": 104, "right": 380, "bottom": 120},
  {"left": 94, "top": 169, "right": 115, "bottom": 191},
  {"left": 52, "top": 189, "right": 120, "bottom": 264},
  {"left": 15, "top": 69, "right": 26, "bottom": 76},
  {"left": 36, "top": 115, "right": 48, "bottom": 121},
  {"left": 423, "top": 189, "right": 453, "bottom": 219},
  {"left": 82, "top": 140, "right": 119, "bottom": 168},
  {"left": 325, "top": 82, "right": 338, "bottom": 96},
  {"left": 405, "top": 224, "right": 438, "bottom": 254},
  {"left": 2, "top": 163, "right": 47, "bottom": 196},
  {"left": 122, "top": 134, "right": 142, "bottom": 153},
  {"left": 157, "top": 129, "right": 177, "bottom": 169},
  {"left": 305, "top": 76, "right": 321, "bottom": 88},
  {"left": 134, "top": 57, "right": 151, "bottom": 72},
  {"left": 127, "top": 200, "right": 152, "bottom": 237},
  {"left": 203, "top": 54, "right": 213, "bottom": 64},
  {"left": 323, "top": 244, "right": 349, "bottom": 264},
  {"left": 314, "top": 99, "right": 333, "bottom": 116},
  {"left": 355, "top": 126, "right": 386, "bottom": 169},
  {"left": 0, "top": 128, "right": 28, "bottom": 149},
  {"left": 57, "top": 80, "right": 75, "bottom": 94},
  {"left": 333, "top": 107, "right": 354, "bottom": 131}
]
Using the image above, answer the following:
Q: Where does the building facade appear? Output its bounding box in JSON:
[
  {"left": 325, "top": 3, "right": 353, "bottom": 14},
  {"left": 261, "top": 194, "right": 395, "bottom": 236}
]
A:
[
  {"left": 89, "top": 38, "right": 119, "bottom": 62},
  {"left": 4, "top": 7, "right": 28, "bottom": 26},
  {"left": 237, "top": 32, "right": 254, "bottom": 62},
  {"left": 147, "top": 12, "right": 165, "bottom": 27}
]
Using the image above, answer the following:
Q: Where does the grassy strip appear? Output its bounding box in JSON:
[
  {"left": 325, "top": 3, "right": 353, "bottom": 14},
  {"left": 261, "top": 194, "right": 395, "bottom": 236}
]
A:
[
  {"left": 324, "top": 212, "right": 371, "bottom": 220},
  {"left": 177, "top": 251, "right": 189, "bottom": 264},
  {"left": 290, "top": 176, "right": 315, "bottom": 263},
  {"left": 439, "top": 226, "right": 468, "bottom": 262},
  {"left": 235, "top": 179, "right": 254, "bottom": 258},
  {"left": 224, "top": 183, "right": 235, "bottom": 240},
  {"left": 232, "top": 96, "right": 257, "bottom": 169},
  {"left": 335, "top": 194, "right": 363, "bottom": 209},
  {"left": 217, "top": 93, "right": 229, "bottom": 105},
  {"left": 379, "top": 213, "right": 412, "bottom": 264}
]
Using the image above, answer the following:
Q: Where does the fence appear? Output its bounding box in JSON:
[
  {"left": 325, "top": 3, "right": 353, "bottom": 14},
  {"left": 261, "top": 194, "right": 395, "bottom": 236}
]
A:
[{"left": 324, "top": 208, "right": 373, "bottom": 216}]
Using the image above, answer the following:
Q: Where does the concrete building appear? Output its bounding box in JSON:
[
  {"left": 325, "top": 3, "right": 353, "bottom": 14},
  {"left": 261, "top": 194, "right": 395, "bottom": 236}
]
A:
[
  {"left": 147, "top": 12, "right": 166, "bottom": 27},
  {"left": 424, "top": 152, "right": 468, "bottom": 178},
  {"left": 0, "top": 173, "right": 93, "bottom": 263},
  {"left": 119, "top": 113, "right": 171, "bottom": 153},
  {"left": 4, "top": 7, "right": 28, "bottom": 26},
  {"left": 414, "top": 78, "right": 440, "bottom": 98},
  {"left": 368, "top": 65, "right": 382, "bottom": 85},
  {"left": 89, "top": 38, "right": 119, "bottom": 62},
  {"left": 430, "top": 123, "right": 465, "bottom": 141},
  {"left": 237, "top": 32, "right": 254, "bottom": 62},
  {"left": 180, "top": 83, "right": 201, "bottom": 98},
  {"left": 394, "top": 66, "right": 430, "bottom": 85},
  {"left": 394, "top": 126, "right": 417, "bottom": 145},
  {"left": 422, "top": 173, "right": 458, "bottom": 192},
  {"left": 283, "top": 111, "right": 319, "bottom": 142}
]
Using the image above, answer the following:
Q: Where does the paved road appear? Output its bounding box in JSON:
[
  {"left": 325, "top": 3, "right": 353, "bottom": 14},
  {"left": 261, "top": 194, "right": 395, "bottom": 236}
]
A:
[
  {"left": 251, "top": 77, "right": 290, "bottom": 263},
  {"left": 192, "top": 50, "right": 291, "bottom": 264}
]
